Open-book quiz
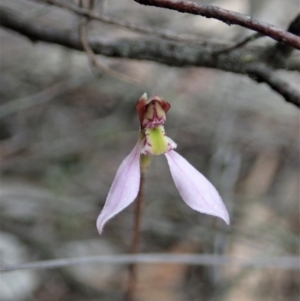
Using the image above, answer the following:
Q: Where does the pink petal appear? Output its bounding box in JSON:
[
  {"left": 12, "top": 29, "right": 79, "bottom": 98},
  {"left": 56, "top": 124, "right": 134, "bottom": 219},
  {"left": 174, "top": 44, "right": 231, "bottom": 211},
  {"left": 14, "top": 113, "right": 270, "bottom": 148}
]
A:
[
  {"left": 96, "top": 144, "right": 141, "bottom": 234},
  {"left": 165, "top": 151, "right": 230, "bottom": 224}
]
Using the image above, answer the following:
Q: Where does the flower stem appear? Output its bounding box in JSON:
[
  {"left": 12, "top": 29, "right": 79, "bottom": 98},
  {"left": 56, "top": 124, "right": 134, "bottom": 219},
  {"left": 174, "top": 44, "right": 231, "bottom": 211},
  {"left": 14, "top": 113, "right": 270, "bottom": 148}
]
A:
[{"left": 124, "top": 172, "right": 144, "bottom": 301}]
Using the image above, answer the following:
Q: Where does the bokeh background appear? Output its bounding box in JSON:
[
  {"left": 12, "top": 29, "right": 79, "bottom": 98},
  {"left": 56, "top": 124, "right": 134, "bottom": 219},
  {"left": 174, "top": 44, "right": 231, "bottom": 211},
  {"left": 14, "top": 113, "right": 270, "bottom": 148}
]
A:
[{"left": 0, "top": 0, "right": 299, "bottom": 300}]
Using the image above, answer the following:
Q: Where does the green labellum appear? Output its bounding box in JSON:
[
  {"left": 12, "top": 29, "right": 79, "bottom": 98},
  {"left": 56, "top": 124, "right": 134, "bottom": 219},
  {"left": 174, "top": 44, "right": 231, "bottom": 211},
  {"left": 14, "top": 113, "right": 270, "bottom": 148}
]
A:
[{"left": 145, "top": 126, "right": 168, "bottom": 155}]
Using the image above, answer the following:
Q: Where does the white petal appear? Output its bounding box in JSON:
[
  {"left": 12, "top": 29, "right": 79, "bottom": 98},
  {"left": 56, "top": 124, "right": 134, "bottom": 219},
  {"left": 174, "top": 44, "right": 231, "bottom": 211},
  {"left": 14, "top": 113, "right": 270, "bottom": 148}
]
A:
[
  {"left": 96, "top": 144, "right": 141, "bottom": 234},
  {"left": 165, "top": 151, "right": 230, "bottom": 224}
]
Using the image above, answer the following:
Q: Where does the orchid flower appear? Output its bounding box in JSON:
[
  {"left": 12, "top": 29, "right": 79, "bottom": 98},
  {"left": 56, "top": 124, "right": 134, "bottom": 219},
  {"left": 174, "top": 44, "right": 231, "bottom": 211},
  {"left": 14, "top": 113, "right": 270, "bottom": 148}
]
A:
[{"left": 97, "top": 94, "right": 229, "bottom": 233}]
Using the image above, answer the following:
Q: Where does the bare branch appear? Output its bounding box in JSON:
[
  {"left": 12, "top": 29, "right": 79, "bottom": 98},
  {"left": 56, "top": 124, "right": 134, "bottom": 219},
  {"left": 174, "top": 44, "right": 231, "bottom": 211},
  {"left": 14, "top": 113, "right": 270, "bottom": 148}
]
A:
[
  {"left": 1, "top": 254, "right": 299, "bottom": 272},
  {"left": 33, "top": 0, "right": 203, "bottom": 44},
  {"left": 133, "top": 0, "right": 300, "bottom": 50},
  {"left": 247, "top": 64, "right": 300, "bottom": 107},
  {"left": 0, "top": 6, "right": 291, "bottom": 74},
  {"left": 0, "top": 6, "right": 299, "bottom": 108}
]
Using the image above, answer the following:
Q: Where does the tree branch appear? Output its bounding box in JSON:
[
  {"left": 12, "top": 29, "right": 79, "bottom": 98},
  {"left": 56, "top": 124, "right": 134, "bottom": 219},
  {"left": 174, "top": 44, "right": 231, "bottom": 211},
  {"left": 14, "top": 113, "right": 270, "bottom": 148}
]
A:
[
  {"left": 0, "top": 6, "right": 299, "bottom": 108},
  {"left": 247, "top": 64, "right": 300, "bottom": 107},
  {"left": 0, "top": 6, "right": 290, "bottom": 73},
  {"left": 133, "top": 0, "right": 300, "bottom": 50}
]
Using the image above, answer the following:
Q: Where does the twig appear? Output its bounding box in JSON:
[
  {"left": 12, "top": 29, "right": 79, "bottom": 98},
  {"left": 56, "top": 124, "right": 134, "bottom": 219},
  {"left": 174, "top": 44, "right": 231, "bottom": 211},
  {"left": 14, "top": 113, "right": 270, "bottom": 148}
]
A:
[
  {"left": 213, "top": 32, "right": 263, "bottom": 55},
  {"left": 1, "top": 254, "right": 299, "bottom": 272},
  {"left": 124, "top": 174, "right": 144, "bottom": 301},
  {"left": 133, "top": 0, "right": 300, "bottom": 50},
  {"left": 247, "top": 64, "right": 300, "bottom": 107},
  {"left": 78, "top": 18, "right": 139, "bottom": 84},
  {"left": 33, "top": 0, "right": 202, "bottom": 44}
]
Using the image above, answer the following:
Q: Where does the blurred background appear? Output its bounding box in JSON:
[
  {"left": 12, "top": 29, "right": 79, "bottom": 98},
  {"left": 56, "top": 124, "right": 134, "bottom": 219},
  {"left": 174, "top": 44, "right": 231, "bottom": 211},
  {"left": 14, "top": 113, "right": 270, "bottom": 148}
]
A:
[{"left": 0, "top": 0, "right": 299, "bottom": 300}]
